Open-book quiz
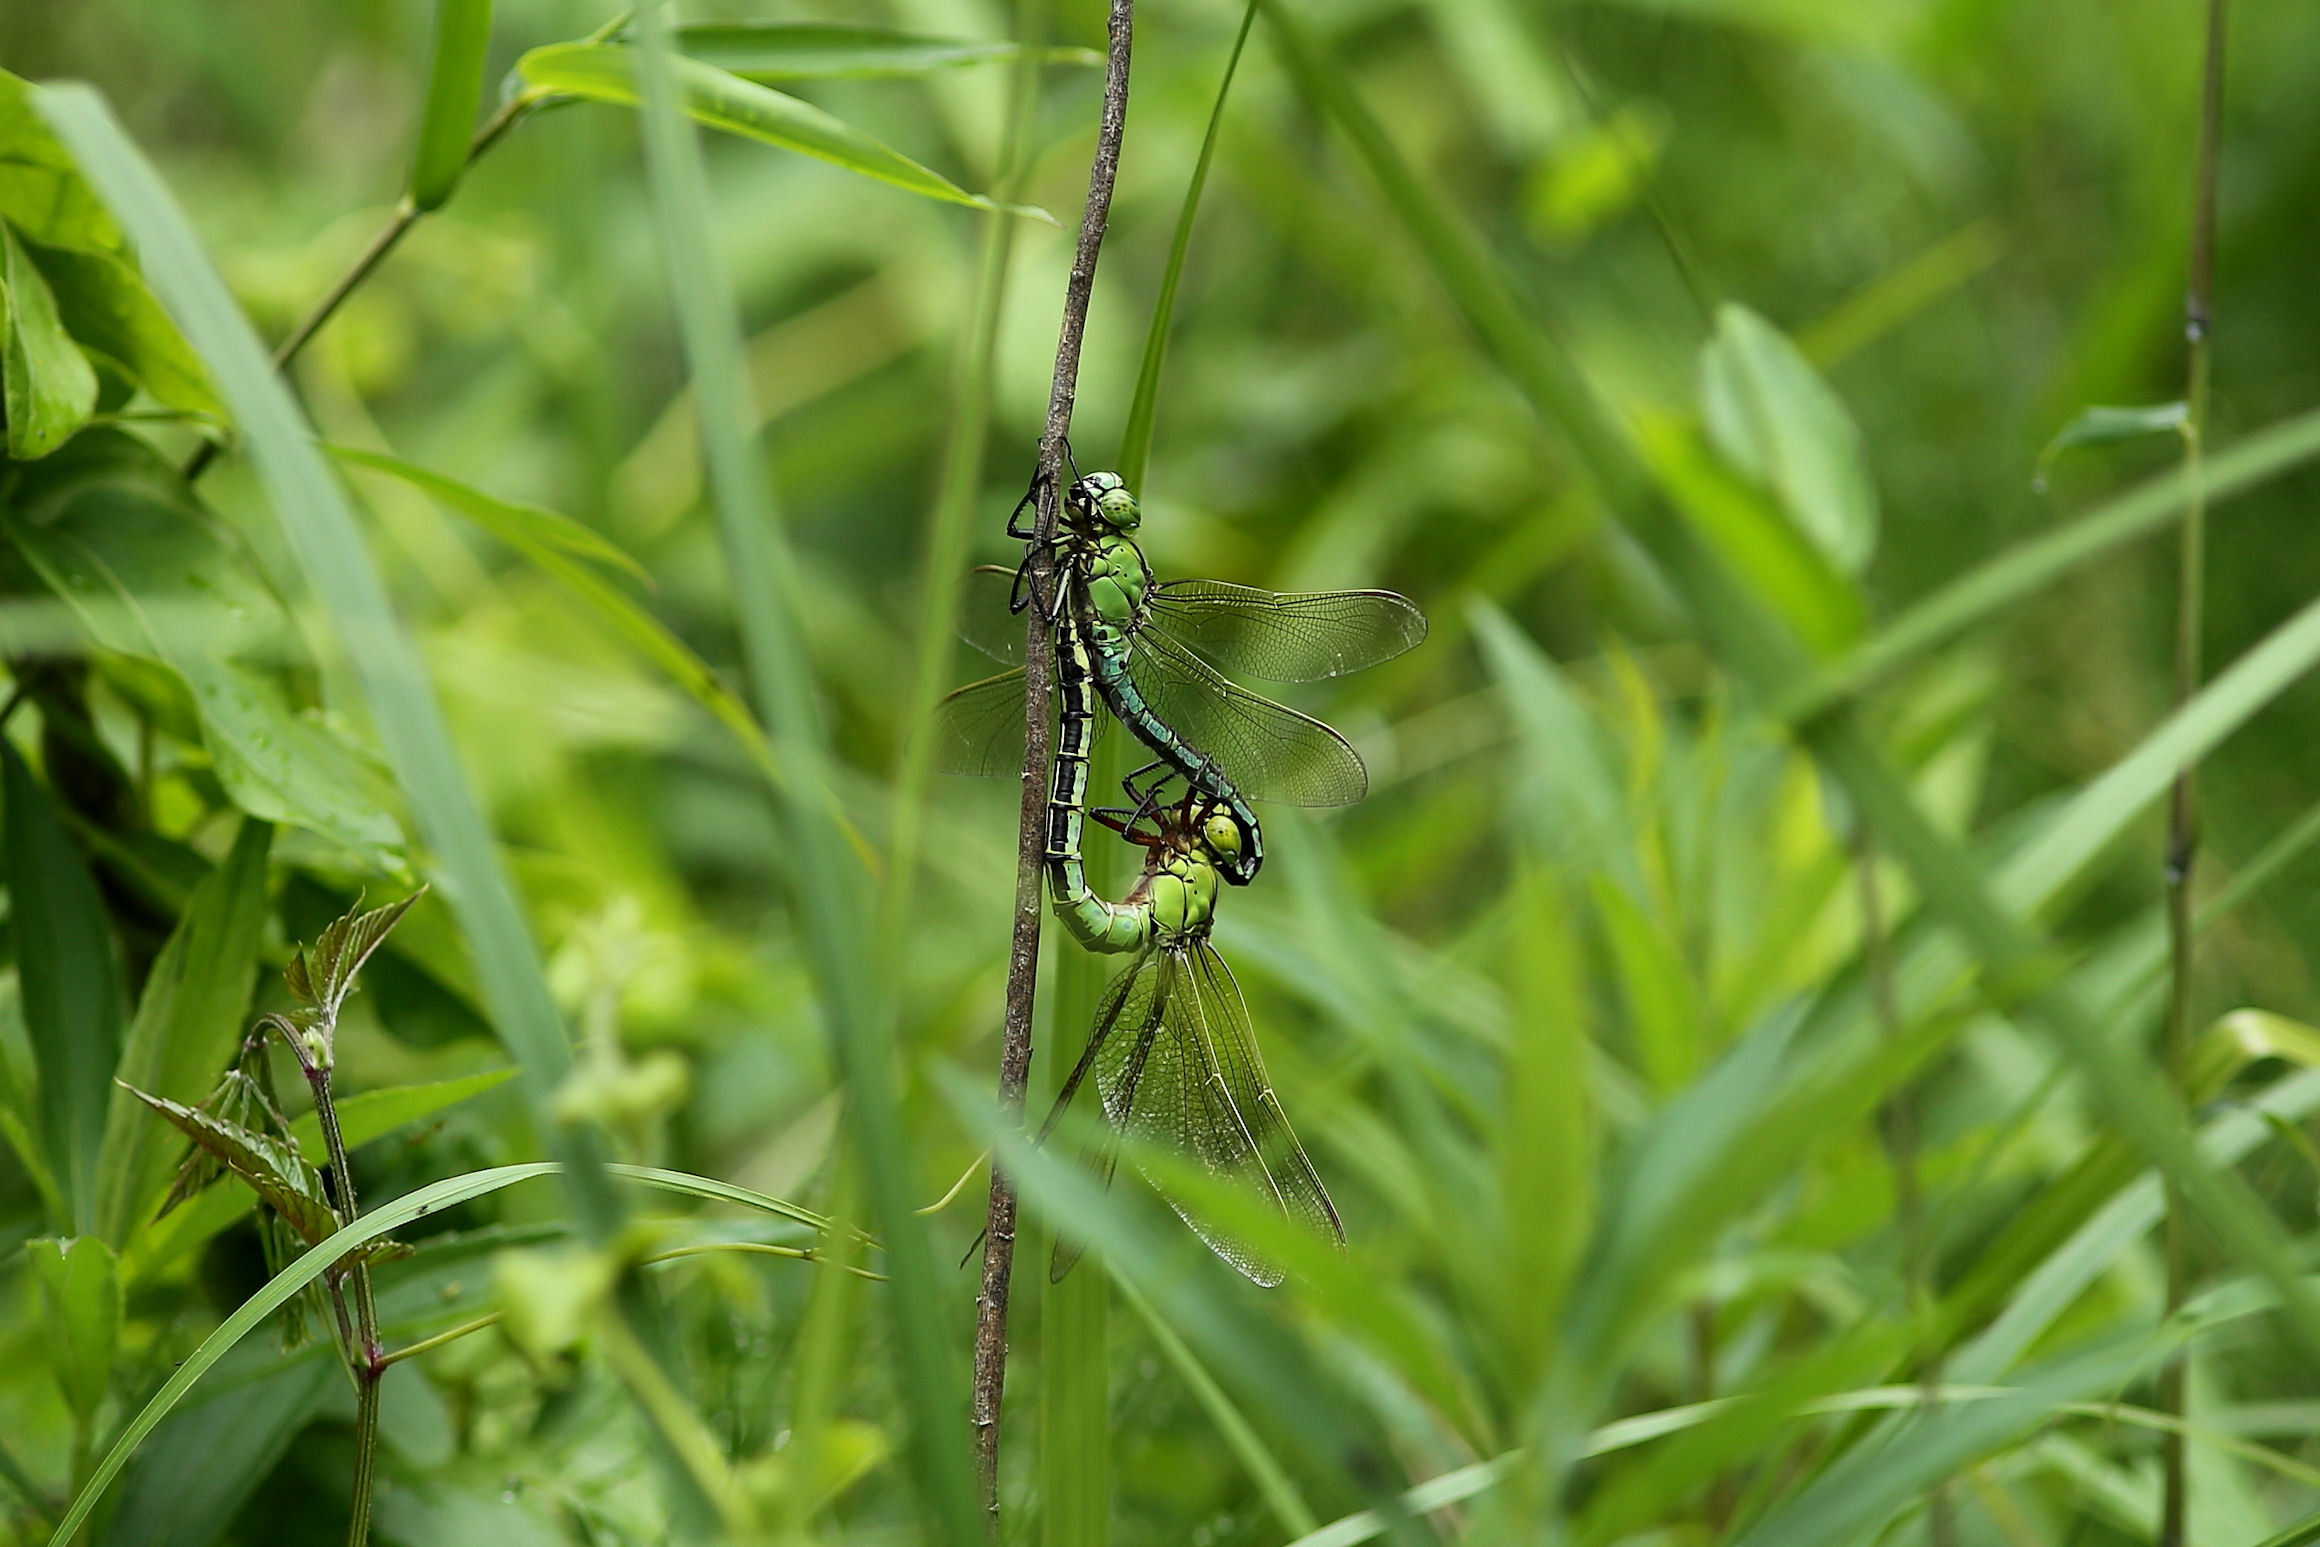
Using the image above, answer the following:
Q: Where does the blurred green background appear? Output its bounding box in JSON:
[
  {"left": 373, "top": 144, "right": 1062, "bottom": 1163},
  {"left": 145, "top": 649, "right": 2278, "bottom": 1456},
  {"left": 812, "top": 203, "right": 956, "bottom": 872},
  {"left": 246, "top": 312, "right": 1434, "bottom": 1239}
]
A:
[{"left": 7, "top": 0, "right": 2320, "bottom": 1543}]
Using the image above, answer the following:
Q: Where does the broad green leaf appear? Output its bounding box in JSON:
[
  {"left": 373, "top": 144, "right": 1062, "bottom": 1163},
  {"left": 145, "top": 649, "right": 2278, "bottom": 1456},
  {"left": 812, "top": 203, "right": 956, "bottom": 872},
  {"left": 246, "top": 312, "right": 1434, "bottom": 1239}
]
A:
[
  {"left": 674, "top": 22, "right": 1099, "bottom": 79},
  {"left": 50, "top": 1159, "right": 830, "bottom": 1545},
  {"left": 0, "top": 977, "right": 62, "bottom": 1223},
  {"left": 517, "top": 42, "right": 1046, "bottom": 219},
  {"left": 96, "top": 819, "right": 273, "bottom": 1246},
  {"left": 101, "top": 1340, "right": 336, "bottom": 1547},
  {"left": 126, "top": 1067, "right": 518, "bottom": 1278},
  {"left": 1117, "top": 0, "right": 1257, "bottom": 489},
  {"left": 19, "top": 233, "right": 222, "bottom": 419},
  {"left": 126, "top": 1086, "right": 339, "bottom": 1246},
  {"left": 1637, "top": 411, "right": 1864, "bottom": 655},
  {"left": 3, "top": 738, "right": 127, "bottom": 1233},
  {"left": 3, "top": 220, "right": 98, "bottom": 457},
  {"left": 1700, "top": 302, "right": 1878, "bottom": 573},
  {"left": 331, "top": 443, "right": 801, "bottom": 800},
  {"left": 0, "top": 70, "right": 124, "bottom": 253},
  {"left": 26, "top": 1235, "right": 121, "bottom": 1425},
  {"left": 1, "top": 443, "right": 403, "bottom": 866},
  {"left": 410, "top": 0, "right": 494, "bottom": 211}
]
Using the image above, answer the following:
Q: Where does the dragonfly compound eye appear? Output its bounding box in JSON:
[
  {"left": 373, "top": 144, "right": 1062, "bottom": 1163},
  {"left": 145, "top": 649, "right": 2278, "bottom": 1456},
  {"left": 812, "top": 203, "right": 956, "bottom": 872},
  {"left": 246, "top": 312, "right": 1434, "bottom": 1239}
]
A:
[
  {"left": 1202, "top": 812, "right": 1244, "bottom": 861},
  {"left": 1070, "top": 470, "right": 1139, "bottom": 533}
]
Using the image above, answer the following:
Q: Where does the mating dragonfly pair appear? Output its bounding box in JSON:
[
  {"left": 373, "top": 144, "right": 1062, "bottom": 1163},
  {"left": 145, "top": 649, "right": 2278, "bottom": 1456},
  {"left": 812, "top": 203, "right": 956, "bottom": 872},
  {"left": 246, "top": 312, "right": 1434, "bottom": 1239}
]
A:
[{"left": 938, "top": 465, "right": 1425, "bottom": 1285}]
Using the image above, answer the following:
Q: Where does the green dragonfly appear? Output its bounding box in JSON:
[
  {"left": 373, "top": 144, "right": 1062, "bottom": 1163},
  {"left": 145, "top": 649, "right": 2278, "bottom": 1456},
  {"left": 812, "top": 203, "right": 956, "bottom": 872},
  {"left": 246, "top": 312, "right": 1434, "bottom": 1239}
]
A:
[
  {"left": 1037, "top": 786, "right": 1343, "bottom": 1286},
  {"left": 935, "top": 468, "right": 1425, "bottom": 884}
]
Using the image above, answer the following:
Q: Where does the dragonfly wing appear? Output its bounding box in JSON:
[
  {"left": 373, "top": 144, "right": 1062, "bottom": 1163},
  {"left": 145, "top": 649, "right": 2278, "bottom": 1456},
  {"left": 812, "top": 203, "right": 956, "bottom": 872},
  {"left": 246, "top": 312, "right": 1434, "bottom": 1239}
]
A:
[
  {"left": 931, "top": 667, "right": 1031, "bottom": 777},
  {"left": 1148, "top": 580, "right": 1427, "bottom": 681},
  {"left": 1125, "top": 631, "right": 1368, "bottom": 808},
  {"left": 1184, "top": 940, "right": 1343, "bottom": 1251},
  {"left": 1046, "top": 951, "right": 1157, "bottom": 1282},
  {"left": 1097, "top": 943, "right": 1339, "bottom": 1286},
  {"left": 957, "top": 564, "right": 1031, "bottom": 666}
]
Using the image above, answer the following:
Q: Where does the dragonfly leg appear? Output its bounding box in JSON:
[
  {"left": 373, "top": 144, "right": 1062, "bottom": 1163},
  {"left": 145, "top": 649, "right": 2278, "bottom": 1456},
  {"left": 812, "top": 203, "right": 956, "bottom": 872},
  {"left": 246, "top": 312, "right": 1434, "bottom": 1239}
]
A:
[{"left": 1118, "top": 760, "right": 1181, "bottom": 832}]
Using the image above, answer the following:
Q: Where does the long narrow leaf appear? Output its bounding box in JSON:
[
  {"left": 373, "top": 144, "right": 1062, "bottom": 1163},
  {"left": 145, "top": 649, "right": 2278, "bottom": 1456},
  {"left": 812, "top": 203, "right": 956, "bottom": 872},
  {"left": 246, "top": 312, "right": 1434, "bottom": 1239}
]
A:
[
  {"left": 409, "top": 0, "right": 493, "bottom": 210},
  {"left": 1116, "top": 0, "right": 1256, "bottom": 489},
  {"left": 3, "top": 738, "right": 126, "bottom": 1233},
  {"left": 519, "top": 42, "right": 1048, "bottom": 219},
  {"left": 675, "top": 22, "right": 1099, "bottom": 79},
  {"left": 626, "top": 11, "right": 979, "bottom": 1542},
  {"left": 36, "top": 86, "right": 622, "bottom": 1239}
]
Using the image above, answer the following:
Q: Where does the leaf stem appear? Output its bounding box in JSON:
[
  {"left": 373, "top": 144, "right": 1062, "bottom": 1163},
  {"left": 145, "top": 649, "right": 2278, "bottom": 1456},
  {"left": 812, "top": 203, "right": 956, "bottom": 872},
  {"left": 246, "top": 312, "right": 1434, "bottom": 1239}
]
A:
[
  {"left": 181, "top": 91, "right": 540, "bottom": 481},
  {"left": 2161, "top": 5, "right": 2227, "bottom": 1544},
  {"left": 309, "top": 1067, "right": 383, "bottom": 1547},
  {"left": 974, "top": 0, "right": 1136, "bottom": 1528}
]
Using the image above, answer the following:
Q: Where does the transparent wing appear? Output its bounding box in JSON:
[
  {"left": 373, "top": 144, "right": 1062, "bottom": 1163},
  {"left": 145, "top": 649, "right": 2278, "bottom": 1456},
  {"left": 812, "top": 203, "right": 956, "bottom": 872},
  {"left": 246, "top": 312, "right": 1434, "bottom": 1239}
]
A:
[
  {"left": 957, "top": 564, "right": 1031, "bottom": 666},
  {"left": 931, "top": 667, "right": 1030, "bottom": 777},
  {"left": 1042, "top": 952, "right": 1157, "bottom": 1282},
  {"left": 1146, "top": 581, "right": 1426, "bottom": 681},
  {"left": 1095, "top": 942, "right": 1342, "bottom": 1286},
  {"left": 1123, "top": 631, "right": 1368, "bottom": 808}
]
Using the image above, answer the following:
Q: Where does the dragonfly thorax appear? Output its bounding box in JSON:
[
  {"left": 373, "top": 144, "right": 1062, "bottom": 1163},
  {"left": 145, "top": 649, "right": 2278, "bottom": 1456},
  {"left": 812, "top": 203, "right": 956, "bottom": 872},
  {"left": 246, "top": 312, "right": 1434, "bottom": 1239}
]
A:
[
  {"left": 1146, "top": 848, "right": 1219, "bottom": 941},
  {"left": 1076, "top": 531, "right": 1150, "bottom": 647}
]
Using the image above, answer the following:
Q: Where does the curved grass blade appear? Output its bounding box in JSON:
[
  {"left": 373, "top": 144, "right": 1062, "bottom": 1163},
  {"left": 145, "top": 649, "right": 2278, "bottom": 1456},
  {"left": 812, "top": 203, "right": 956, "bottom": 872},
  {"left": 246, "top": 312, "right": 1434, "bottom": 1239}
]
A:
[
  {"left": 46, "top": 1160, "right": 838, "bottom": 1546},
  {"left": 36, "top": 85, "right": 621, "bottom": 1239},
  {"left": 409, "top": 0, "right": 493, "bottom": 210},
  {"left": 327, "top": 444, "right": 834, "bottom": 819},
  {"left": 626, "top": 8, "right": 977, "bottom": 1540},
  {"left": 518, "top": 42, "right": 1050, "bottom": 220},
  {"left": 674, "top": 22, "right": 1099, "bottom": 80},
  {"left": 1782, "top": 401, "right": 2320, "bottom": 720},
  {"left": 1117, "top": 0, "right": 1256, "bottom": 489}
]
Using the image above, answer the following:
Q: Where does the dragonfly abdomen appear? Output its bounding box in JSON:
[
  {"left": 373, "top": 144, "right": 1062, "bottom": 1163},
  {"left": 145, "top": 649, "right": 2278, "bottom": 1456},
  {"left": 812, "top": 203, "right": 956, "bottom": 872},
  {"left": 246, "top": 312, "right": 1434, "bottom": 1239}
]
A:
[
  {"left": 1046, "top": 619, "right": 1150, "bottom": 954},
  {"left": 1087, "top": 638, "right": 1267, "bottom": 883}
]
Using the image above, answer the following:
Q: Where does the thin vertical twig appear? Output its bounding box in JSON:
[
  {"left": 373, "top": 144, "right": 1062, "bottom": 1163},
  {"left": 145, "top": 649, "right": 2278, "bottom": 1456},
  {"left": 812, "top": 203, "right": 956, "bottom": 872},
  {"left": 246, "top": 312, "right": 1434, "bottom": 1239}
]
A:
[
  {"left": 972, "top": 0, "right": 1136, "bottom": 1527},
  {"left": 308, "top": 1069, "right": 383, "bottom": 1547},
  {"left": 2161, "top": 5, "right": 2227, "bottom": 1544}
]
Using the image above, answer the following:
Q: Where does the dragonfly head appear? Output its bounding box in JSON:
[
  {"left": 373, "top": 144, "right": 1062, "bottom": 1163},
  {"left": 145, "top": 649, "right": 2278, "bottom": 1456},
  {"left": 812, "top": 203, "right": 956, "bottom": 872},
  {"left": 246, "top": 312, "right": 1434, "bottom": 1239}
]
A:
[
  {"left": 1195, "top": 808, "right": 1244, "bottom": 868},
  {"left": 1065, "top": 470, "right": 1140, "bottom": 534}
]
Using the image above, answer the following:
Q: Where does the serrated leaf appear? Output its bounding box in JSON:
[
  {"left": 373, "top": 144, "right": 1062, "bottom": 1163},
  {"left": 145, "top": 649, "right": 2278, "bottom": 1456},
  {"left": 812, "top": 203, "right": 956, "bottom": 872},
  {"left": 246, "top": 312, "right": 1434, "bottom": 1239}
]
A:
[
  {"left": 516, "top": 42, "right": 1049, "bottom": 218},
  {"left": 674, "top": 21, "right": 1100, "bottom": 79},
  {"left": 297, "top": 889, "right": 424, "bottom": 1023},
  {"left": 1700, "top": 301, "right": 1879, "bottom": 574},
  {"left": 3, "top": 219, "right": 98, "bottom": 457},
  {"left": 27, "top": 1235, "right": 121, "bottom": 1424},
  {"left": 126, "top": 1085, "right": 339, "bottom": 1247},
  {"left": 3, "top": 738, "right": 127, "bottom": 1234}
]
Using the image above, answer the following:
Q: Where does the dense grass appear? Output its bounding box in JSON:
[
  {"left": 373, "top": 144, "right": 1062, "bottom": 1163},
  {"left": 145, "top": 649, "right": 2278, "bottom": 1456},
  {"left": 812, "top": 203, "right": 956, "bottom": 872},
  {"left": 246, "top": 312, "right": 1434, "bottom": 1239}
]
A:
[{"left": 7, "top": 1, "right": 2320, "bottom": 1545}]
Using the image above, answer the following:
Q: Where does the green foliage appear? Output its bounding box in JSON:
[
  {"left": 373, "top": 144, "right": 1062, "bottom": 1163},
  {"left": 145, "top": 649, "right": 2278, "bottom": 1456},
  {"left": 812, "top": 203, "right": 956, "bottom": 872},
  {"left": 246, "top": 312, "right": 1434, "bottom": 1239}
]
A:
[{"left": 13, "top": 1, "right": 2320, "bottom": 1544}]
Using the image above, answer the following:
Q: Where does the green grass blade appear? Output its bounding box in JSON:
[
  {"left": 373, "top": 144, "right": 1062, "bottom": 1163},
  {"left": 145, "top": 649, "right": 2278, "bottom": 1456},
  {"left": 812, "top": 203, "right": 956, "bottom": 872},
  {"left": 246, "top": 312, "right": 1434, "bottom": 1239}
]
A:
[
  {"left": 2, "top": 737, "right": 126, "bottom": 1234},
  {"left": 36, "top": 84, "right": 621, "bottom": 1240},
  {"left": 96, "top": 818, "right": 271, "bottom": 1246},
  {"left": 1783, "top": 401, "right": 2320, "bottom": 719},
  {"left": 1116, "top": 0, "right": 1255, "bottom": 490},
  {"left": 674, "top": 22, "right": 1099, "bottom": 80},
  {"left": 329, "top": 444, "right": 806, "bottom": 800},
  {"left": 408, "top": 0, "right": 493, "bottom": 210},
  {"left": 626, "top": 10, "right": 980, "bottom": 1542},
  {"left": 46, "top": 1159, "right": 832, "bottom": 1545},
  {"left": 518, "top": 42, "right": 1051, "bottom": 219},
  {"left": 1115, "top": 1274, "right": 1318, "bottom": 1537}
]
